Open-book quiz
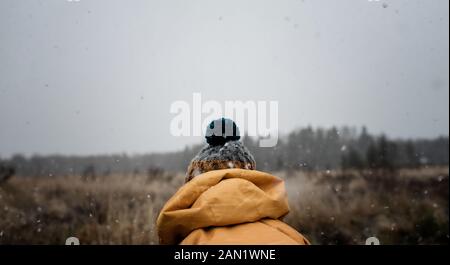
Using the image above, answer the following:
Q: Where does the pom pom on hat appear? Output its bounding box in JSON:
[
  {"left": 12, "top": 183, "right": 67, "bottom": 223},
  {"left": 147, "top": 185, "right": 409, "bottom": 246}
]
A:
[{"left": 205, "top": 118, "right": 240, "bottom": 146}]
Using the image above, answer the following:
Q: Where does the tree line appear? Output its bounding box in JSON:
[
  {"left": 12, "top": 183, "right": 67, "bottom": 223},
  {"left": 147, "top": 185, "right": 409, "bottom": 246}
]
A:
[
  {"left": 244, "top": 126, "right": 448, "bottom": 172},
  {"left": 0, "top": 126, "right": 448, "bottom": 180}
]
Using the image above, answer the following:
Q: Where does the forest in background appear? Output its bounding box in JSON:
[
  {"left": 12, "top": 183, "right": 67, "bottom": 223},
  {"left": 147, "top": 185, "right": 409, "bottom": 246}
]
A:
[{"left": 1, "top": 126, "right": 448, "bottom": 180}]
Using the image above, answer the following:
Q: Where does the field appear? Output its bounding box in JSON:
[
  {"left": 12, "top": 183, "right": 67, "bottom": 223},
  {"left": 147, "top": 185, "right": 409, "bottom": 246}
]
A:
[{"left": 0, "top": 167, "right": 448, "bottom": 245}]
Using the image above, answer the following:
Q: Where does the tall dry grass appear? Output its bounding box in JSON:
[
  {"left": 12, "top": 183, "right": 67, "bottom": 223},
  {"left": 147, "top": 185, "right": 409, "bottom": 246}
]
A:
[
  {"left": 0, "top": 173, "right": 182, "bottom": 244},
  {"left": 283, "top": 167, "right": 449, "bottom": 244},
  {"left": 0, "top": 167, "right": 448, "bottom": 244}
]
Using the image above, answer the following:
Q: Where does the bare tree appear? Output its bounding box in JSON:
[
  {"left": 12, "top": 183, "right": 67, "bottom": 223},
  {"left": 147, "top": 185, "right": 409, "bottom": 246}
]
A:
[{"left": 0, "top": 163, "right": 16, "bottom": 184}]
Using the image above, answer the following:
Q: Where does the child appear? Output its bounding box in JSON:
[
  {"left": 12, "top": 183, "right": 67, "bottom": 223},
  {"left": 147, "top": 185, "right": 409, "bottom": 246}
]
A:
[{"left": 156, "top": 118, "right": 310, "bottom": 245}]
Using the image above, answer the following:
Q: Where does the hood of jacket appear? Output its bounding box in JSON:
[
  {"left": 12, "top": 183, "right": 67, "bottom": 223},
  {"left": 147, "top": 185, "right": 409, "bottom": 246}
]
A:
[{"left": 156, "top": 168, "right": 292, "bottom": 245}]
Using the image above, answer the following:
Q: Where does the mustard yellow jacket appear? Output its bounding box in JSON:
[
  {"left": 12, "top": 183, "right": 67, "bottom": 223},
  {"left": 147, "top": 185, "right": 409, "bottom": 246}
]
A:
[{"left": 156, "top": 169, "right": 310, "bottom": 245}]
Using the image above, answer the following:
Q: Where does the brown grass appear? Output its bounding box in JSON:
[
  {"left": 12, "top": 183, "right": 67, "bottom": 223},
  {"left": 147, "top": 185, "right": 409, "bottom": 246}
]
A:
[
  {"left": 283, "top": 167, "right": 449, "bottom": 244},
  {"left": 0, "top": 167, "right": 448, "bottom": 245}
]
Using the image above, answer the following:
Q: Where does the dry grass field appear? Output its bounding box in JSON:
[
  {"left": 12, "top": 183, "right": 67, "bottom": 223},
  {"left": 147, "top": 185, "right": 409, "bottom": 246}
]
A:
[{"left": 0, "top": 167, "right": 448, "bottom": 245}]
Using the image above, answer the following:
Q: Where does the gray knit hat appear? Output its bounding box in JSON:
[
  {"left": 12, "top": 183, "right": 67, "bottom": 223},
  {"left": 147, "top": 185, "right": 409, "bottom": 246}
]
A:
[{"left": 185, "top": 118, "right": 256, "bottom": 182}]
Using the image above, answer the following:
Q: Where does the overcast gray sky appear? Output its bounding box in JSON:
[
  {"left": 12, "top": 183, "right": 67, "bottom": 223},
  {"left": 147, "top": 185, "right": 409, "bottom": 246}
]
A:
[{"left": 0, "top": 0, "right": 448, "bottom": 157}]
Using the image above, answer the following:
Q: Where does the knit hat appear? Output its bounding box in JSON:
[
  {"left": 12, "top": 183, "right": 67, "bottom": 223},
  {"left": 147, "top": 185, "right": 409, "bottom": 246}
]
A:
[{"left": 185, "top": 118, "right": 256, "bottom": 182}]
